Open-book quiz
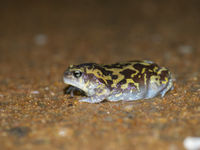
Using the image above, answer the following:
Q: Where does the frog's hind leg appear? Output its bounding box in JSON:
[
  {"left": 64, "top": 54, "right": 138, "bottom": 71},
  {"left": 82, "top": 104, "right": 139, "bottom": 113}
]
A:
[{"left": 160, "top": 78, "right": 174, "bottom": 97}]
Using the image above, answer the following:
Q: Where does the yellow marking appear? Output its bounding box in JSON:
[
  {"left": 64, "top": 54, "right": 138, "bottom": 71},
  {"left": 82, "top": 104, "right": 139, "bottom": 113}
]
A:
[
  {"left": 115, "top": 92, "right": 122, "bottom": 97},
  {"left": 86, "top": 68, "right": 102, "bottom": 78},
  {"left": 161, "top": 77, "right": 169, "bottom": 84},
  {"left": 153, "top": 66, "right": 158, "bottom": 72},
  {"left": 144, "top": 73, "right": 147, "bottom": 85},
  {"left": 158, "top": 67, "right": 168, "bottom": 74},
  {"left": 84, "top": 80, "right": 89, "bottom": 87},
  {"left": 139, "top": 62, "right": 151, "bottom": 66},
  {"left": 126, "top": 79, "right": 139, "bottom": 90},
  {"left": 96, "top": 84, "right": 103, "bottom": 89},
  {"left": 150, "top": 75, "right": 161, "bottom": 86},
  {"left": 103, "top": 67, "right": 126, "bottom": 87},
  {"left": 111, "top": 75, "right": 124, "bottom": 88},
  {"left": 96, "top": 85, "right": 108, "bottom": 96},
  {"left": 103, "top": 64, "right": 140, "bottom": 89},
  {"left": 130, "top": 66, "right": 140, "bottom": 78},
  {"left": 121, "top": 84, "right": 128, "bottom": 90},
  {"left": 142, "top": 68, "right": 146, "bottom": 74},
  {"left": 86, "top": 68, "right": 108, "bottom": 84}
]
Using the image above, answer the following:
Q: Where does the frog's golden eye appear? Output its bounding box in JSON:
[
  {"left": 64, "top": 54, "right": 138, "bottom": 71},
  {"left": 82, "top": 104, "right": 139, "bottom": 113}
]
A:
[{"left": 73, "top": 70, "right": 82, "bottom": 78}]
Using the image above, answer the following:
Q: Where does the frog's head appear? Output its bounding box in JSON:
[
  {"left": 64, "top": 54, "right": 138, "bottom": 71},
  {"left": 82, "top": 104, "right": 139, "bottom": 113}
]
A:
[{"left": 63, "top": 63, "right": 99, "bottom": 94}]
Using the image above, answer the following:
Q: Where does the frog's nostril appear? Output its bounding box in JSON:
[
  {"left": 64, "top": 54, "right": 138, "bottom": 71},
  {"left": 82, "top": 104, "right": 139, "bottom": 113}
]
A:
[{"left": 64, "top": 71, "right": 70, "bottom": 77}]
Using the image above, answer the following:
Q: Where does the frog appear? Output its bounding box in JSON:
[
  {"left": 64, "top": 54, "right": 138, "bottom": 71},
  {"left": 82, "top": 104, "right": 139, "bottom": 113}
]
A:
[{"left": 63, "top": 60, "right": 174, "bottom": 103}]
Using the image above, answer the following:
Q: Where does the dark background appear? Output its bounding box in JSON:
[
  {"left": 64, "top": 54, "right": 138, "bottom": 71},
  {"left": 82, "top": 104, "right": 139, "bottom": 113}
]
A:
[{"left": 0, "top": 1, "right": 200, "bottom": 150}]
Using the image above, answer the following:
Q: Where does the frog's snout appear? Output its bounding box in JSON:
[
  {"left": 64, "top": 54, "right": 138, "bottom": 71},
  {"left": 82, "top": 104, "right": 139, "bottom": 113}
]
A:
[{"left": 63, "top": 71, "right": 71, "bottom": 77}]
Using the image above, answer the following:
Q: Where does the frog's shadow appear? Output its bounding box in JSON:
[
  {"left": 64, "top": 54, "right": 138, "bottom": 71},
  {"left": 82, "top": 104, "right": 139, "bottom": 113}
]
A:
[{"left": 63, "top": 85, "right": 86, "bottom": 97}]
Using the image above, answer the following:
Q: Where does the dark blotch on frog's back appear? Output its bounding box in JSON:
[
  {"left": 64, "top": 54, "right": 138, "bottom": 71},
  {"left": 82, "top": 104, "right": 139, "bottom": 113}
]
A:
[
  {"left": 112, "top": 75, "right": 118, "bottom": 79},
  {"left": 160, "top": 70, "right": 170, "bottom": 81},
  {"left": 95, "top": 66, "right": 113, "bottom": 76},
  {"left": 119, "top": 69, "right": 136, "bottom": 78},
  {"left": 97, "top": 78, "right": 106, "bottom": 85},
  {"left": 103, "top": 62, "right": 131, "bottom": 69},
  {"left": 133, "top": 62, "right": 158, "bottom": 72},
  {"left": 106, "top": 80, "right": 113, "bottom": 85},
  {"left": 117, "top": 79, "right": 127, "bottom": 87},
  {"left": 133, "top": 63, "right": 146, "bottom": 72}
]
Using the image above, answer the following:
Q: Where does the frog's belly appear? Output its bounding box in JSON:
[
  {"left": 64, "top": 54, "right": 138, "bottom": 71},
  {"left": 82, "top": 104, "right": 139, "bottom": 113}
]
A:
[
  {"left": 107, "top": 91, "right": 147, "bottom": 101},
  {"left": 106, "top": 83, "right": 170, "bottom": 101}
]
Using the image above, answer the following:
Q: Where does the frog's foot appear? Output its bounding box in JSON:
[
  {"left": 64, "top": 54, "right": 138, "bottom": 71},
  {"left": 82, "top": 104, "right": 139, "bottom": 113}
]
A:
[{"left": 79, "top": 96, "right": 105, "bottom": 103}]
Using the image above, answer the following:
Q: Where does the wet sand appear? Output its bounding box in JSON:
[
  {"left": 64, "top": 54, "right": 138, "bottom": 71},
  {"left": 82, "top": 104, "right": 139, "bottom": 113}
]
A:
[{"left": 0, "top": 1, "right": 200, "bottom": 150}]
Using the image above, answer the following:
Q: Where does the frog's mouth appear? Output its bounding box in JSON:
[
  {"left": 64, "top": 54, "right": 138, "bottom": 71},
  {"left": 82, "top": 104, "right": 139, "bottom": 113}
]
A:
[{"left": 63, "top": 76, "right": 87, "bottom": 93}]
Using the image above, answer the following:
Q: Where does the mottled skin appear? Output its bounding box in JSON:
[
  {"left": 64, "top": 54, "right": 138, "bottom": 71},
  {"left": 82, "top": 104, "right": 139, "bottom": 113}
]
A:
[{"left": 63, "top": 60, "right": 174, "bottom": 103}]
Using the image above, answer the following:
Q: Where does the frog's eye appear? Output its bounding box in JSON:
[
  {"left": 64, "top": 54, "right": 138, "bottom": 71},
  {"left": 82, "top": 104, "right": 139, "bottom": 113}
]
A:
[{"left": 73, "top": 70, "right": 82, "bottom": 78}]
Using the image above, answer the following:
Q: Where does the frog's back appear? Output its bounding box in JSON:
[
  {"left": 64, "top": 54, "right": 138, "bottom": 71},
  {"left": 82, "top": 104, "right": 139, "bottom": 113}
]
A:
[{"left": 101, "top": 60, "right": 173, "bottom": 101}]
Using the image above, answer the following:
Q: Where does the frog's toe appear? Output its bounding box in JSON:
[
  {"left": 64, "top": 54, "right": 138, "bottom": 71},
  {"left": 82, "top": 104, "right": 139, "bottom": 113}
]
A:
[
  {"left": 160, "top": 86, "right": 173, "bottom": 97},
  {"left": 79, "top": 97, "right": 94, "bottom": 103},
  {"left": 160, "top": 90, "right": 167, "bottom": 97},
  {"left": 79, "top": 97, "right": 103, "bottom": 103}
]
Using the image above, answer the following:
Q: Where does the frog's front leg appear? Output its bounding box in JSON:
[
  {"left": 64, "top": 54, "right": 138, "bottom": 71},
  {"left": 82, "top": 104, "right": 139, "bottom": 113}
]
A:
[
  {"left": 65, "top": 85, "right": 85, "bottom": 97},
  {"left": 79, "top": 88, "right": 110, "bottom": 103}
]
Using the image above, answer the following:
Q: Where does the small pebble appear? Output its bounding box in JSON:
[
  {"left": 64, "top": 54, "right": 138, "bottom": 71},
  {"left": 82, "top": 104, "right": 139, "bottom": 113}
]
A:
[
  {"left": 178, "top": 45, "right": 193, "bottom": 54},
  {"left": 34, "top": 34, "right": 47, "bottom": 46},
  {"left": 169, "top": 144, "right": 178, "bottom": 150},
  {"left": 57, "top": 127, "right": 74, "bottom": 137},
  {"left": 44, "top": 87, "right": 49, "bottom": 91},
  {"left": 123, "top": 105, "right": 134, "bottom": 112},
  {"left": 104, "top": 116, "right": 113, "bottom": 122},
  {"left": 50, "top": 92, "right": 55, "bottom": 96},
  {"left": 31, "top": 91, "right": 40, "bottom": 94},
  {"left": 8, "top": 126, "right": 31, "bottom": 137},
  {"left": 67, "top": 103, "right": 73, "bottom": 107},
  {"left": 126, "top": 113, "right": 134, "bottom": 119},
  {"left": 183, "top": 137, "right": 200, "bottom": 150},
  {"left": 152, "top": 34, "right": 162, "bottom": 43}
]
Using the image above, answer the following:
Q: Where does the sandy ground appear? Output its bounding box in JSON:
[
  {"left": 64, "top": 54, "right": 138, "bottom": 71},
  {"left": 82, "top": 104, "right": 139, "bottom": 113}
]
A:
[{"left": 0, "top": 1, "right": 200, "bottom": 150}]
